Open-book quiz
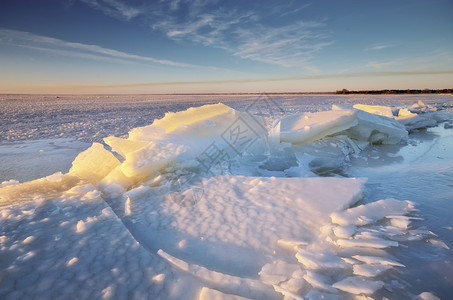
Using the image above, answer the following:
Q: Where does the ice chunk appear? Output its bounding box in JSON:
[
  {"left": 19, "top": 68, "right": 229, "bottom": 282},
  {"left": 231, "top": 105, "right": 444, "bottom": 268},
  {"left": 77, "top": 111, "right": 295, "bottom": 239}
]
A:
[
  {"left": 345, "top": 110, "right": 408, "bottom": 144},
  {"left": 332, "top": 276, "right": 384, "bottom": 295},
  {"left": 296, "top": 249, "right": 348, "bottom": 270},
  {"left": 66, "top": 257, "right": 79, "bottom": 266},
  {"left": 336, "top": 237, "right": 398, "bottom": 249},
  {"left": 285, "top": 135, "right": 365, "bottom": 174},
  {"left": 150, "top": 103, "right": 234, "bottom": 134},
  {"left": 351, "top": 255, "right": 405, "bottom": 267},
  {"left": 69, "top": 143, "right": 120, "bottom": 185},
  {"left": 284, "top": 153, "right": 316, "bottom": 177},
  {"left": 428, "top": 239, "right": 450, "bottom": 250},
  {"left": 65, "top": 183, "right": 97, "bottom": 196},
  {"left": 398, "top": 108, "right": 417, "bottom": 118},
  {"left": 280, "top": 110, "right": 358, "bottom": 145},
  {"left": 199, "top": 287, "right": 252, "bottom": 300},
  {"left": 330, "top": 198, "right": 415, "bottom": 226},
  {"left": 396, "top": 115, "right": 437, "bottom": 131},
  {"left": 279, "top": 277, "right": 306, "bottom": 293},
  {"left": 104, "top": 136, "right": 149, "bottom": 159},
  {"left": 353, "top": 104, "right": 394, "bottom": 118},
  {"left": 305, "top": 289, "right": 342, "bottom": 300},
  {"left": 303, "top": 270, "right": 337, "bottom": 292},
  {"left": 97, "top": 166, "right": 136, "bottom": 192},
  {"left": 259, "top": 260, "right": 300, "bottom": 285},
  {"left": 413, "top": 292, "right": 441, "bottom": 300},
  {"left": 409, "top": 100, "right": 431, "bottom": 111},
  {"left": 353, "top": 264, "right": 392, "bottom": 277},
  {"left": 332, "top": 225, "right": 357, "bottom": 238},
  {"left": 120, "top": 141, "right": 187, "bottom": 179},
  {"left": 387, "top": 216, "right": 412, "bottom": 229},
  {"left": 272, "top": 284, "right": 304, "bottom": 300},
  {"left": 129, "top": 103, "right": 265, "bottom": 140},
  {"left": 277, "top": 238, "right": 309, "bottom": 251},
  {"left": 0, "top": 174, "right": 82, "bottom": 202}
]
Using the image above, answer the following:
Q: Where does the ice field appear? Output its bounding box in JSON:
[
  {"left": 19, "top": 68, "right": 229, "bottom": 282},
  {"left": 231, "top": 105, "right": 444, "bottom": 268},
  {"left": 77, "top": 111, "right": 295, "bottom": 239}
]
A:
[{"left": 0, "top": 94, "right": 452, "bottom": 299}]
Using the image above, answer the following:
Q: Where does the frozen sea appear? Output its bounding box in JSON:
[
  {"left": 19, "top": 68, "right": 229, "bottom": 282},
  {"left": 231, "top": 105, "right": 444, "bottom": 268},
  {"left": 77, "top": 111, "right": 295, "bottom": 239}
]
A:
[{"left": 0, "top": 94, "right": 452, "bottom": 299}]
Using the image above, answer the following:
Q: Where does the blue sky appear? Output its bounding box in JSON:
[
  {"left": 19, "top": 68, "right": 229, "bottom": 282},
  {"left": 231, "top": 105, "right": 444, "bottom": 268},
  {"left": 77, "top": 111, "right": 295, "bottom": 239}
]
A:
[{"left": 0, "top": 0, "right": 452, "bottom": 93}]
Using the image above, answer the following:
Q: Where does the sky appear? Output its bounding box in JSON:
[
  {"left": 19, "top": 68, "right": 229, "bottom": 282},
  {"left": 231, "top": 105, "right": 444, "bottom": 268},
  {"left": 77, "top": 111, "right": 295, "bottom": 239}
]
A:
[{"left": 0, "top": 0, "right": 452, "bottom": 94}]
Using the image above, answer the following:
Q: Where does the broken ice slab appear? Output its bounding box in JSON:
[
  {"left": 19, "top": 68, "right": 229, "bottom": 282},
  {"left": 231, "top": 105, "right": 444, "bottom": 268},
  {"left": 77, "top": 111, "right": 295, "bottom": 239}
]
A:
[
  {"left": 332, "top": 276, "right": 384, "bottom": 295},
  {"left": 0, "top": 173, "right": 83, "bottom": 202},
  {"left": 69, "top": 142, "right": 120, "bottom": 185},
  {"left": 280, "top": 109, "right": 358, "bottom": 145},
  {"left": 345, "top": 109, "right": 408, "bottom": 145},
  {"left": 330, "top": 198, "right": 416, "bottom": 226},
  {"left": 353, "top": 104, "right": 394, "bottom": 118}
]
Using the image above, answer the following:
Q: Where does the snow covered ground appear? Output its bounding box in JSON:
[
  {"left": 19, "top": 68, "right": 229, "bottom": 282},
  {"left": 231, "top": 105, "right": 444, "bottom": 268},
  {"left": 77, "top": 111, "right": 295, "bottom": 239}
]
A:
[{"left": 1, "top": 94, "right": 452, "bottom": 299}]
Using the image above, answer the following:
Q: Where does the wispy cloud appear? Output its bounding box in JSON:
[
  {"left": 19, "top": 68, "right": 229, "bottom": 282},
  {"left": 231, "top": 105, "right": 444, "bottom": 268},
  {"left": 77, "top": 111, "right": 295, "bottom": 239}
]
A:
[
  {"left": 365, "top": 49, "right": 453, "bottom": 70},
  {"left": 0, "top": 28, "right": 214, "bottom": 69},
  {"left": 280, "top": 3, "right": 312, "bottom": 17},
  {"left": 366, "top": 43, "right": 393, "bottom": 51},
  {"left": 77, "top": 0, "right": 333, "bottom": 70},
  {"left": 79, "top": 0, "right": 144, "bottom": 21},
  {"left": 365, "top": 59, "right": 400, "bottom": 69},
  {"left": 233, "top": 21, "right": 332, "bottom": 70}
]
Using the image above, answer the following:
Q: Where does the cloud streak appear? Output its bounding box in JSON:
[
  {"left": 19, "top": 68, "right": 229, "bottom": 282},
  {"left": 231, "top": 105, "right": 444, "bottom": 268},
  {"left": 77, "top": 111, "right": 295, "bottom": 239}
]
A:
[
  {"left": 0, "top": 28, "right": 214, "bottom": 69},
  {"left": 366, "top": 43, "right": 393, "bottom": 51},
  {"left": 79, "top": 0, "right": 144, "bottom": 21}
]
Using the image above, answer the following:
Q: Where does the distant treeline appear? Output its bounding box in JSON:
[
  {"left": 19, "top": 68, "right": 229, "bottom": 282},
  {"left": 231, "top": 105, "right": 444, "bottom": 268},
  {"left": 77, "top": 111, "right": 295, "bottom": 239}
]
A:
[{"left": 335, "top": 88, "right": 453, "bottom": 95}]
